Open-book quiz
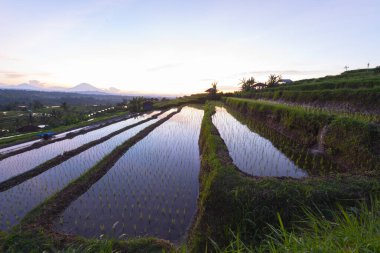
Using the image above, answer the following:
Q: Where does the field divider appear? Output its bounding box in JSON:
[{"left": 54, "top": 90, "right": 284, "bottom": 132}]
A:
[
  {"left": 0, "top": 110, "right": 168, "bottom": 192},
  {"left": 0, "top": 112, "right": 142, "bottom": 161},
  {"left": 17, "top": 108, "right": 181, "bottom": 233}
]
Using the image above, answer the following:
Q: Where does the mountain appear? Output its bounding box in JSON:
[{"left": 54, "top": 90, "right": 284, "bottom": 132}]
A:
[
  {"left": 68, "top": 83, "right": 104, "bottom": 93},
  {"left": 0, "top": 82, "right": 44, "bottom": 91},
  {"left": 0, "top": 82, "right": 110, "bottom": 95}
]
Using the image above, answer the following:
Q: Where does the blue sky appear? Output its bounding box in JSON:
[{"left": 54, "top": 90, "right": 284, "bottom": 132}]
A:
[{"left": 0, "top": 0, "right": 379, "bottom": 94}]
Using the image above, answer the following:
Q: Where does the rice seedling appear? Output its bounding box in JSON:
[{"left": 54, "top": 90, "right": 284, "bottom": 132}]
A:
[
  {"left": 0, "top": 111, "right": 161, "bottom": 183},
  {"left": 53, "top": 107, "right": 204, "bottom": 244},
  {"left": 0, "top": 110, "right": 176, "bottom": 230},
  {"left": 212, "top": 106, "right": 307, "bottom": 178}
]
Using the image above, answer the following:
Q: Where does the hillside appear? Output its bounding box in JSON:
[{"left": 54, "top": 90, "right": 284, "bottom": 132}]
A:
[{"left": 236, "top": 68, "right": 380, "bottom": 117}]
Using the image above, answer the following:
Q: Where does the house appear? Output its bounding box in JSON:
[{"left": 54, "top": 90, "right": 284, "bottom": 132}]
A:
[
  {"left": 253, "top": 83, "right": 267, "bottom": 90},
  {"left": 142, "top": 101, "right": 153, "bottom": 111},
  {"left": 205, "top": 88, "right": 217, "bottom": 93},
  {"left": 16, "top": 125, "right": 40, "bottom": 133}
]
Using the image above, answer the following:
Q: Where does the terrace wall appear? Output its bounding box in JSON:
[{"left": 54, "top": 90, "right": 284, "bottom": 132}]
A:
[{"left": 224, "top": 98, "right": 380, "bottom": 174}]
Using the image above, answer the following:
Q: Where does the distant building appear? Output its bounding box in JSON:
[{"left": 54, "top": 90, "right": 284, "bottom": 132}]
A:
[
  {"left": 205, "top": 88, "right": 217, "bottom": 93},
  {"left": 142, "top": 101, "right": 153, "bottom": 111},
  {"left": 16, "top": 125, "right": 40, "bottom": 133},
  {"left": 278, "top": 79, "right": 293, "bottom": 85},
  {"left": 253, "top": 83, "right": 267, "bottom": 89}
]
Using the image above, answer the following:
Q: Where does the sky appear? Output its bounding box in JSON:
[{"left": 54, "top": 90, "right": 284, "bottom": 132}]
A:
[{"left": 0, "top": 0, "right": 379, "bottom": 95}]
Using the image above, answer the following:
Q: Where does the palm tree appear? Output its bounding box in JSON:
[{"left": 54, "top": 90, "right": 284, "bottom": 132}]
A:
[
  {"left": 240, "top": 77, "right": 255, "bottom": 92},
  {"left": 61, "top": 102, "right": 68, "bottom": 111},
  {"left": 267, "top": 74, "right": 281, "bottom": 87},
  {"left": 128, "top": 97, "right": 145, "bottom": 112}
]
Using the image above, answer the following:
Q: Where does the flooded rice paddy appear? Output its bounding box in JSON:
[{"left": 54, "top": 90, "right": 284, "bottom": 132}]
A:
[
  {"left": 0, "top": 111, "right": 160, "bottom": 184},
  {"left": 212, "top": 106, "right": 307, "bottom": 178},
  {"left": 0, "top": 110, "right": 175, "bottom": 230},
  {"left": 53, "top": 107, "right": 204, "bottom": 243}
]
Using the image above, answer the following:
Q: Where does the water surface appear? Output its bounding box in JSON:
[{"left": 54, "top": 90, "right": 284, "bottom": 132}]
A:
[
  {"left": 0, "top": 111, "right": 160, "bottom": 183},
  {"left": 212, "top": 106, "right": 307, "bottom": 178},
  {"left": 53, "top": 107, "right": 204, "bottom": 243},
  {"left": 0, "top": 110, "right": 175, "bottom": 231}
]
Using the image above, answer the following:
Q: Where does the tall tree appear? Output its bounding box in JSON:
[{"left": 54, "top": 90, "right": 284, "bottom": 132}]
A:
[
  {"left": 128, "top": 97, "right": 144, "bottom": 112},
  {"left": 267, "top": 74, "right": 281, "bottom": 87},
  {"left": 240, "top": 77, "right": 255, "bottom": 92},
  {"left": 61, "top": 102, "right": 69, "bottom": 111}
]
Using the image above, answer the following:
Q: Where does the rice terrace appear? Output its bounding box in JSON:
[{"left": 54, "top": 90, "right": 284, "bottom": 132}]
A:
[{"left": 0, "top": 1, "right": 380, "bottom": 252}]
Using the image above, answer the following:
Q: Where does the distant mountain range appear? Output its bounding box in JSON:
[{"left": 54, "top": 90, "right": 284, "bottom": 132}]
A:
[
  {"left": 0, "top": 82, "right": 178, "bottom": 98},
  {"left": 0, "top": 82, "right": 122, "bottom": 95}
]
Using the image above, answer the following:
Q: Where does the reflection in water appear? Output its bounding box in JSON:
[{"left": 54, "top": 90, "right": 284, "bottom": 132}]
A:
[
  {"left": 0, "top": 109, "right": 176, "bottom": 231},
  {"left": 212, "top": 107, "right": 307, "bottom": 178},
  {"left": 0, "top": 111, "right": 160, "bottom": 183},
  {"left": 53, "top": 107, "right": 204, "bottom": 243}
]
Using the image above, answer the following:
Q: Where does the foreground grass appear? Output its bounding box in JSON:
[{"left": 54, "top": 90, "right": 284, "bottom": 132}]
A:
[
  {"left": 153, "top": 94, "right": 208, "bottom": 109},
  {"left": 1, "top": 229, "right": 172, "bottom": 253},
  {"left": 216, "top": 196, "right": 380, "bottom": 252}
]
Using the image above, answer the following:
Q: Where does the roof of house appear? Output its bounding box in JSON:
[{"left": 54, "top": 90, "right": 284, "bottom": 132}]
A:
[{"left": 205, "top": 88, "right": 216, "bottom": 92}]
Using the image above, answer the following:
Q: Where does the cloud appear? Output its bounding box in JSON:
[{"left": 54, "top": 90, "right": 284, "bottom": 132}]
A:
[
  {"left": 218, "top": 85, "right": 239, "bottom": 92},
  {"left": 147, "top": 63, "right": 182, "bottom": 72},
  {"left": 0, "top": 70, "right": 51, "bottom": 79},
  {"left": 230, "top": 69, "right": 325, "bottom": 79},
  {"left": 0, "top": 53, "right": 20, "bottom": 61},
  {"left": 3, "top": 73, "right": 27, "bottom": 79}
]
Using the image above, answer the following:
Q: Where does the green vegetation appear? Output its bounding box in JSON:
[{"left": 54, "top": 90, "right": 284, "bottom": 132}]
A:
[
  {"left": 215, "top": 196, "right": 380, "bottom": 252},
  {"left": 239, "top": 87, "right": 380, "bottom": 116},
  {"left": 0, "top": 110, "right": 179, "bottom": 253},
  {"left": 0, "top": 229, "right": 172, "bottom": 253},
  {"left": 1, "top": 69, "right": 379, "bottom": 252},
  {"left": 267, "top": 68, "right": 380, "bottom": 91},
  {"left": 154, "top": 94, "right": 208, "bottom": 109},
  {"left": 225, "top": 98, "right": 380, "bottom": 174},
  {"left": 0, "top": 108, "right": 128, "bottom": 148},
  {"left": 189, "top": 102, "right": 380, "bottom": 252},
  {"left": 236, "top": 69, "right": 380, "bottom": 116}
]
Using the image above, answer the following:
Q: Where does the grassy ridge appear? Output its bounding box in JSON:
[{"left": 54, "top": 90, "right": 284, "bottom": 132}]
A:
[
  {"left": 154, "top": 94, "right": 207, "bottom": 109},
  {"left": 224, "top": 98, "right": 380, "bottom": 174},
  {"left": 239, "top": 87, "right": 380, "bottom": 114},
  {"left": 266, "top": 68, "right": 380, "bottom": 91},
  {"left": 189, "top": 102, "right": 380, "bottom": 252}
]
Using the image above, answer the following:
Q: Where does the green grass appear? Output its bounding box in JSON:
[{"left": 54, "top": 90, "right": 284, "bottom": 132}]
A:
[
  {"left": 215, "top": 196, "right": 380, "bottom": 252},
  {"left": 224, "top": 98, "right": 380, "bottom": 173},
  {"left": 0, "top": 230, "right": 172, "bottom": 253},
  {"left": 188, "top": 101, "right": 380, "bottom": 252},
  {"left": 153, "top": 94, "right": 208, "bottom": 109},
  {"left": 238, "top": 87, "right": 380, "bottom": 120},
  {"left": 266, "top": 68, "right": 380, "bottom": 91}
]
